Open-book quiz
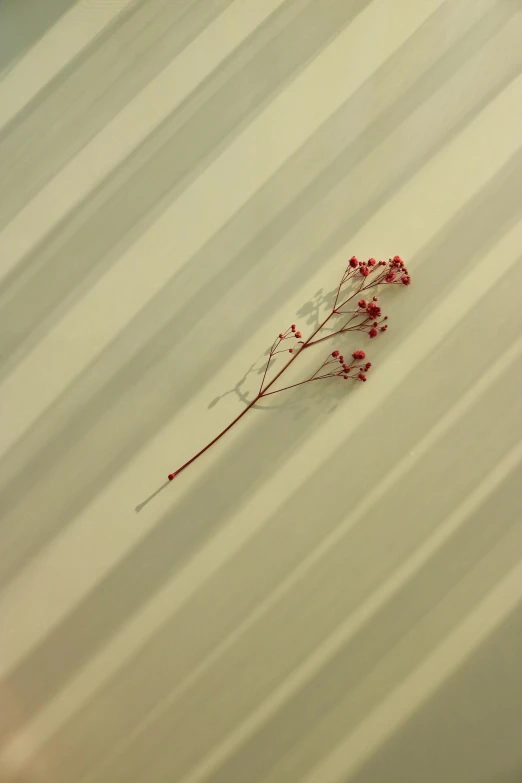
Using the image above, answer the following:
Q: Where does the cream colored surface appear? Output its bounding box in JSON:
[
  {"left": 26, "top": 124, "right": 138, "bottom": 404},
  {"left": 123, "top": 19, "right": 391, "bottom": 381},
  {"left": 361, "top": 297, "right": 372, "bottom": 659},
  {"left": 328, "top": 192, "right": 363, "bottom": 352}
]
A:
[{"left": 1, "top": 1, "right": 522, "bottom": 782}]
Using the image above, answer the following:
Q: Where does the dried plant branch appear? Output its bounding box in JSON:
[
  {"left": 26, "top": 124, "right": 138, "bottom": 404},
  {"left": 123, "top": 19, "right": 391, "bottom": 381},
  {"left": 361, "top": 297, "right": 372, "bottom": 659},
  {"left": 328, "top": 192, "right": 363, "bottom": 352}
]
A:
[{"left": 166, "top": 256, "right": 411, "bottom": 482}]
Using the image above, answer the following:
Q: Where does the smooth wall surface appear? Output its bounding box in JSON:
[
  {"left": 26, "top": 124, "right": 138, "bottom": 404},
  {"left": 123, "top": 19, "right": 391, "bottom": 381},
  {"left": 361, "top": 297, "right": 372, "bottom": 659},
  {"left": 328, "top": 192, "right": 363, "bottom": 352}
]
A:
[{"left": 1, "top": 1, "right": 521, "bottom": 781}]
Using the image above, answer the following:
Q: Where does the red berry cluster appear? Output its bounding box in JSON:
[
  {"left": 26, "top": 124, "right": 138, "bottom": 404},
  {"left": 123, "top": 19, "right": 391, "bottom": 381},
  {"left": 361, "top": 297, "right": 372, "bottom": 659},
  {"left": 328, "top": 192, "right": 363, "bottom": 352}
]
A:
[
  {"left": 326, "top": 349, "right": 370, "bottom": 381},
  {"left": 345, "top": 255, "right": 410, "bottom": 286}
]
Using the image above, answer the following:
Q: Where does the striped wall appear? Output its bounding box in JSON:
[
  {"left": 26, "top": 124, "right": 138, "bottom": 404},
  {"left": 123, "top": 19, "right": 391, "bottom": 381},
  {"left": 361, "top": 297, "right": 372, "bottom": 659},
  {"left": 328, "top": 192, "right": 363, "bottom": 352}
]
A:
[{"left": 0, "top": 1, "right": 521, "bottom": 781}]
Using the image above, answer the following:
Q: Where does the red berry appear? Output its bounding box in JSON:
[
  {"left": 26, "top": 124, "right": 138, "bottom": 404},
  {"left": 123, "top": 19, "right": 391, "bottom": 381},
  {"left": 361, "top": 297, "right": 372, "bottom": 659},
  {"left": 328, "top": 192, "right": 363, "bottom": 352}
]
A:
[
  {"left": 358, "top": 373, "right": 367, "bottom": 382},
  {"left": 360, "top": 266, "right": 370, "bottom": 277},
  {"left": 279, "top": 333, "right": 284, "bottom": 338},
  {"left": 401, "top": 275, "right": 411, "bottom": 285},
  {"left": 385, "top": 272, "right": 396, "bottom": 282},
  {"left": 289, "top": 348, "right": 293, "bottom": 353},
  {"left": 295, "top": 331, "right": 302, "bottom": 338},
  {"left": 366, "top": 302, "right": 381, "bottom": 318},
  {"left": 332, "top": 350, "right": 340, "bottom": 357},
  {"left": 352, "top": 349, "right": 366, "bottom": 360},
  {"left": 369, "top": 327, "right": 378, "bottom": 338},
  {"left": 349, "top": 256, "right": 359, "bottom": 268},
  {"left": 368, "top": 258, "right": 376, "bottom": 266},
  {"left": 358, "top": 299, "right": 366, "bottom": 308}
]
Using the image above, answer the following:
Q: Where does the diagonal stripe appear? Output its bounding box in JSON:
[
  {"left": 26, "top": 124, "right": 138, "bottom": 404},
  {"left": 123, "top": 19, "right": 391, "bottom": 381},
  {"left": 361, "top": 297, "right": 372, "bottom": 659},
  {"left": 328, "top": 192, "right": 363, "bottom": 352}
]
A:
[
  {"left": 0, "top": 0, "right": 464, "bottom": 446},
  {"left": 1, "top": 90, "right": 521, "bottom": 660},
  {"left": 1, "top": 219, "right": 521, "bottom": 747},
  {"left": 172, "top": 446, "right": 522, "bottom": 783},
  {"left": 7, "top": 333, "right": 520, "bottom": 775},
  {"left": 0, "top": 89, "right": 521, "bottom": 602},
  {"left": 1, "top": 3, "right": 521, "bottom": 781},
  {"left": 0, "top": 1, "right": 519, "bottom": 403},
  {"left": 4, "top": 0, "right": 505, "bottom": 376},
  {"left": 0, "top": 0, "right": 290, "bottom": 275},
  {"left": 0, "top": 0, "right": 238, "bottom": 227},
  {"left": 301, "top": 557, "right": 522, "bottom": 783},
  {"left": 0, "top": 0, "right": 78, "bottom": 75},
  {"left": 201, "top": 490, "right": 522, "bottom": 781},
  {"left": 0, "top": 0, "right": 135, "bottom": 131}
]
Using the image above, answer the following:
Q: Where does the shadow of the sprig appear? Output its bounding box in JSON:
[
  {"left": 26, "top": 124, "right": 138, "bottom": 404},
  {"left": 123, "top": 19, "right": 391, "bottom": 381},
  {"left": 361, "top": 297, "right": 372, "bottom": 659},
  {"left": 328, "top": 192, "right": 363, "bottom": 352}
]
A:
[
  {"left": 257, "top": 374, "right": 354, "bottom": 421},
  {"left": 208, "top": 358, "right": 262, "bottom": 411},
  {"left": 295, "top": 286, "right": 337, "bottom": 329},
  {"left": 208, "top": 279, "right": 366, "bottom": 415}
]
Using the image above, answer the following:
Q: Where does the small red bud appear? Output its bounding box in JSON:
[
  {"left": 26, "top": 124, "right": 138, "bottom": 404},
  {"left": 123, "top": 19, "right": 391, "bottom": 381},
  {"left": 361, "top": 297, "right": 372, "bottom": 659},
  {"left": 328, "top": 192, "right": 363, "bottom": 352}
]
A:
[
  {"left": 279, "top": 333, "right": 284, "bottom": 339},
  {"left": 168, "top": 472, "right": 176, "bottom": 481},
  {"left": 295, "top": 331, "right": 302, "bottom": 338},
  {"left": 358, "top": 373, "right": 367, "bottom": 382},
  {"left": 368, "top": 258, "right": 376, "bottom": 266},
  {"left": 369, "top": 327, "right": 378, "bottom": 338},
  {"left": 343, "top": 375, "right": 349, "bottom": 380},
  {"left": 338, "top": 355, "right": 344, "bottom": 362},
  {"left": 332, "top": 350, "right": 340, "bottom": 357},
  {"left": 352, "top": 350, "right": 366, "bottom": 360},
  {"left": 401, "top": 275, "right": 411, "bottom": 285},
  {"left": 349, "top": 256, "right": 359, "bottom": 268},
  {"left": 289, "top": 348, "right": 293, "bottom": 353},
  {"left": 385, "top": 272, "right": 396, "bottom": 282},
  {"left": 373, "top": 296, "right": 378, "bottom": 301},
  {"left": 360, "top": 266, "right": 370, "bottom": 277},
  {"left": 358, "top": 299, "right": 366, "bottom": 308}
]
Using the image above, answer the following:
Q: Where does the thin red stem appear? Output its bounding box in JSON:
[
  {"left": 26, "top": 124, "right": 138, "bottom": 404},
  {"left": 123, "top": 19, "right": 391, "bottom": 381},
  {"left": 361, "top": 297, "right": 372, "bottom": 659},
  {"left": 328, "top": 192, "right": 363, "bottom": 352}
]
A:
[
  {"left": 261, "top": 373, "right": 335, "bottom": 397},
  {"left": 167, "top": 310, "right": 335, "bottom": 480},
  {"left": 168, "top": 394, "right": 260, "bottom": 480},
  {"left": 167, "top": 269, "right": 383, "bottom": 481},
  {"left": 259, "top": 351, "right": 274, "bottom": 393}
]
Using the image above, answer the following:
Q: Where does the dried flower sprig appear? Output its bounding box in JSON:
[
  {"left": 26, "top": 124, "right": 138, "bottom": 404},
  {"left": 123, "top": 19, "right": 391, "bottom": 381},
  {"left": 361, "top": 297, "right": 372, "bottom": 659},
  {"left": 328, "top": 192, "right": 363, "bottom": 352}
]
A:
[{"left": 166, "top": 255, "right": 410, "bottom": 482}]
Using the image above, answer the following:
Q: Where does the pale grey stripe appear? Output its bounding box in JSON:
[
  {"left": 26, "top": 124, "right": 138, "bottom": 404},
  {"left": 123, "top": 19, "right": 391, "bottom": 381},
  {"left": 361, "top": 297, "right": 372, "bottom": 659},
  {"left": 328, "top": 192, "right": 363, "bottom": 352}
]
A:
[
  {"left": 2, "top": 256, "right": 521, "bottom": 747},
  {"left": 0, "top": 85, "right": 520, "bottom": 596},
  {"left": 0, "top": 1, "right": 516, "bottom": 381},
  {"left": 345, "top": 607, "right": 522, "bottom": 783},
  {"left": 131, "top": 469, "right": 522, "bottom": 783},
  {"left": 0, "top": 0, "right": 78, "bottom": 74},
  {"left": 0, "top": 0, "right": 330, "bottom": 227},
  {"left": 0, "top": 0, "right": 234, "bottom": 226},
  {"left": 0, "top": 0, "right": 225, "bottom": 148},
  {"left": 26, "top": 427, "right": 522, "bottom": 781},
  {"left": 0, "top": 0, "right": 375, "bottom": 376}
]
